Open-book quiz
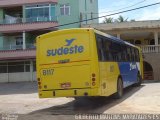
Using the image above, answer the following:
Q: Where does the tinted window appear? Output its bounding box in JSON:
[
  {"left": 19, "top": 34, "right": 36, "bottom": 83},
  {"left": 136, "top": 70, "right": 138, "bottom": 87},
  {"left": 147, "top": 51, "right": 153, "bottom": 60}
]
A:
[
  {"left": 96, "top": 33, "right": 140, "bottom": 62},
  {"left": 96, "top": 36, "right": 106, "bottom": 61},
  {"left": 135, "top": 49, "right": 140, "bottom": 62},
  {"left": 104, "top": 40, "right": 113, "bottom": 61},
  {"left": 0, "top": 65, "right": 7, "bottom": 73},
  {"left": 121, "top": 45, "right": 127, "bottom": 62}
]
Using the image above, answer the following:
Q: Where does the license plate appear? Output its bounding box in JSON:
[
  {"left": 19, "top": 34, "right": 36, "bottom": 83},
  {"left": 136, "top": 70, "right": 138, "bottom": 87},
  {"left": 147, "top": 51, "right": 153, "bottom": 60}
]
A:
[{"left": 60, "top": 82, "right": 71, "bottom": 89}]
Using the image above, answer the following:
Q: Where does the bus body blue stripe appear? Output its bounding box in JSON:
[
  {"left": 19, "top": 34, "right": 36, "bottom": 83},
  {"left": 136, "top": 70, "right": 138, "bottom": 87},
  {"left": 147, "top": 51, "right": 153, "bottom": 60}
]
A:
[{"left": 118, "top": 62, "right": 139, "bottom": 87}]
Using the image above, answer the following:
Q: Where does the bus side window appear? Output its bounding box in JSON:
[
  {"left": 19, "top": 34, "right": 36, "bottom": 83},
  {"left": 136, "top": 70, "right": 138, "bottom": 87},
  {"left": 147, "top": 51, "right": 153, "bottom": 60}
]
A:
[
  {"left": 127, "top": 47, "right": 131, "bottom": 61},
  {"left": 104, "top": 39, "right": 113, "bottom": 61},
  {"left": 135, "top": 49, "right": 140, "bottom": 62},
  {"left": 131, "top": 47, "right": 135, "bottom": 62},
  {"left": 117, "top": 44, "right": 122, "bottom": 62},
  {"left": 121, "top": 45, "right": 127, "bottom": 62},
  {"left": 97, "top": 37, "right": 103, "bottom": 61},
  {"left": 97, "top": 37, "right": 106, "bottom": 61}
]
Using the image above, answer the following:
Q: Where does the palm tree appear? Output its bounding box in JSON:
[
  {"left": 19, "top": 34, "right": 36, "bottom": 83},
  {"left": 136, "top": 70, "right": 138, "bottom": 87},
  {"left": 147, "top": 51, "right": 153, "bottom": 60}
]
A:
[
  {"left": 103, "top": 17, "right": 114, "bottom": 23},
  {"left": 115, "top": 15, "right": 128, "bottom": 22}
]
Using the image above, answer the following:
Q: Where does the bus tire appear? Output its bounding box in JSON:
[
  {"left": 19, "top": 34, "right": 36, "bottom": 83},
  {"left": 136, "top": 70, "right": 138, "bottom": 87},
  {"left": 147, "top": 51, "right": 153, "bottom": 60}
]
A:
[
  {"left": 135, "top": 73, "right": 142, "bottom": 86},
  {"left": 114, "top": 77, "right": 123, "bottom": 99}
]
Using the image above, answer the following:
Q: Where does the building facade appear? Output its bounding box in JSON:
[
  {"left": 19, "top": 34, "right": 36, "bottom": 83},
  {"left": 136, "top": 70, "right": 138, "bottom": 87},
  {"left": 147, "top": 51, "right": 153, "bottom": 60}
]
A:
[
  {"left": 0, "top": 0, "right": 98, "bottom": 82},
  {"left": 83, "top": 20, "right": 160, "bottom": 80}
]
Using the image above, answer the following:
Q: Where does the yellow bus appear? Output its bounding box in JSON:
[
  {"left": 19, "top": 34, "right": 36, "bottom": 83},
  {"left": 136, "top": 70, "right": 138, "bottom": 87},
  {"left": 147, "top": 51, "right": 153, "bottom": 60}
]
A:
[{"left": 36, "top": 28, "right": 143, "bottom": 99}]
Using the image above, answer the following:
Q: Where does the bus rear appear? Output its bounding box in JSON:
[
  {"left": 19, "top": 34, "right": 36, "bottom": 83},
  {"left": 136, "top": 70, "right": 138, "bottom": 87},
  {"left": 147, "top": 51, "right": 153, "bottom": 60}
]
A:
[{"left": 36, "top": 29, "right": 100, "bottom": 98}]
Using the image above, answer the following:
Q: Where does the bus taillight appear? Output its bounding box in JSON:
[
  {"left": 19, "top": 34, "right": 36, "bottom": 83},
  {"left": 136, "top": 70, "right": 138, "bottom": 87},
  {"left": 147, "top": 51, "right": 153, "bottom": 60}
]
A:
[
  {"left": 92, "top": 78, "right": 96, "bottom": 81},
  {"left": 92, "top": 73, "right": 96, "bottom": 86},
  {"left": 38, "top": 82, "right": 41, "bottom": 85},
  {"left": 92, "top": 73, "right": 96, "bottom": 77},
  {"left": 38, "top": 78, "right": 42, "bottom": 89},
  {"left": 37, "top": 78, "right": 40, "bottom": 81},
  {"left": 92, "top": 82, "right": 96, "bottom": 86}
]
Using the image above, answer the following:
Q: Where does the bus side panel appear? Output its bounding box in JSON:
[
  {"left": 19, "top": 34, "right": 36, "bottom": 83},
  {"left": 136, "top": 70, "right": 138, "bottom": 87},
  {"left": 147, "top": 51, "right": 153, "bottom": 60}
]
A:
[
  {"left": 118, "top": 62, "right": 139, "bottom": 87},
  {"left": 99, "top": 62, "right": 120, "bottom": 96}
]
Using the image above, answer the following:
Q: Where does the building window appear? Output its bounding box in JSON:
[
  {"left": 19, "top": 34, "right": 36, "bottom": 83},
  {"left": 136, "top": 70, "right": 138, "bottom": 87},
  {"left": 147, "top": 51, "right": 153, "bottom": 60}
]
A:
[
  {"left": 0, "top": 63, "right": 7, "bottom": 73},
  {"left": 15, "top": 36, "right": 23, "bottom": 50},
  {"left": 8, "top": 62, "right": 25, "bottom": 73},
  {"left": 16, "top": 36, "right": 23, "bottom": 45},
  {"left": 25, "top": 4, "right": 53, "bottom": 22},
  {"left": 60, "top": 4, "right": 70, "bottom": 16},
  {"left": 25, "top": 61, "right": 30, "bottom": 72},
  {"left": 0, "top": 61, "right": 36, "bottom": 73}
]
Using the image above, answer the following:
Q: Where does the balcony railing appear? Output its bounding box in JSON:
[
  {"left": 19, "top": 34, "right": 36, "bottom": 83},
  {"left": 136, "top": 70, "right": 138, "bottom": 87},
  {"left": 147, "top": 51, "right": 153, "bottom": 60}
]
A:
[
  {"left": 140, "top": 45, "right": 160, "bottom": 53},
  {"left": 0, "top": 16, "right": 57, "bottom": 24},
  {"left": 0, "top": 44, "right": 36, "bottom": 50}
]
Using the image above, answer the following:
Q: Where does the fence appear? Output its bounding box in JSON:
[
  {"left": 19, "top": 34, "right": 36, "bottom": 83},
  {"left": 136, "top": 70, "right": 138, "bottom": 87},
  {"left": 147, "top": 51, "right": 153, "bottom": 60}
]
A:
[
  {"left": 140, "top": 45, "right": 160, "bottom": 53},
  {"left": 0, "top": 16, "right": 57, "bottom": 24}
]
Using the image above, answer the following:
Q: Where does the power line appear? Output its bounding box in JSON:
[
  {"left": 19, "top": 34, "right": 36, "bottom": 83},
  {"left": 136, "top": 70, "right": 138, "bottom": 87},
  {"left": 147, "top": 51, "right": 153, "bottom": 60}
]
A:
[
  {"left": 44, "top": 2, "right": 160, "bottom": 29},
  {"left": 92, "top": 0, "right": 147, "bottom": 14}
]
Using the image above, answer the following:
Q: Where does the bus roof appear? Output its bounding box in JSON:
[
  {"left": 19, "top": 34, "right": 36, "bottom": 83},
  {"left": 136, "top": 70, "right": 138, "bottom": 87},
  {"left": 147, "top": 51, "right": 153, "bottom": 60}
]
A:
[{"left": 38, "top": 28, "right": 139, "bottom": 49}]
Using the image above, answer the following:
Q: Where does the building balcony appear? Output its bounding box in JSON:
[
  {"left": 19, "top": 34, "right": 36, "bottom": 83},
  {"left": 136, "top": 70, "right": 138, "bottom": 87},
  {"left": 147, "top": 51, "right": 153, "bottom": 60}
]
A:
[
  {"left": 140, "top": 45, "right": 160, "bottom": 54},
  {"left": 0, "top": 0, "right": 58, "bottom": 7},
  {"left": 0, "top": 49, "right": 36, "bottom": 61},
  {"left": 0, "top": 44, "right": 36, "bottom": 51},
  {"left": 0, "top": 16, "right": 57, "bottom": 25},
  {"left": 0, "top": 16, "right": 58, "bottom": 33}
]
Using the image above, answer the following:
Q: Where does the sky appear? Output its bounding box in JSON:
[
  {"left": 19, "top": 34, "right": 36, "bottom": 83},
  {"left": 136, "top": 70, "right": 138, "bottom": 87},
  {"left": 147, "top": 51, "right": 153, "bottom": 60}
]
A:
[{"left": 98, "top": 0, "right": 160, "bottom": 23}]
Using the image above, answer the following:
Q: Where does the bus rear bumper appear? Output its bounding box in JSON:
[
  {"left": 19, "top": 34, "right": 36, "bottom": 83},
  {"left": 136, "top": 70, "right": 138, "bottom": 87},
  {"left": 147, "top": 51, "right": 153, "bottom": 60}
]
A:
[{"left": 39, "top": 88, "right": 100, "bottom": 98}]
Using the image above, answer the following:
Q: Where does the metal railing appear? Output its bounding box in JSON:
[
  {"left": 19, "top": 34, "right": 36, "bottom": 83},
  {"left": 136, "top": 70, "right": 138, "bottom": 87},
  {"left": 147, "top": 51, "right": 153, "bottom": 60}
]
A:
[
  {"left": 140, "top": 45, "right": 160, "bottom": 53},
  {"left": 0, "top": 16, "right": 57, "bottom": 24},
  {"left": 0, "top": 44, "right": 36, "bottom": 50}
]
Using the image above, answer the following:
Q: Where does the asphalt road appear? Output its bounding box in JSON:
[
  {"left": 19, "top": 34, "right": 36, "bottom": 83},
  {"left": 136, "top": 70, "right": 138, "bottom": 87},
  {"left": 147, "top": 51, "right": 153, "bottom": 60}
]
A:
[{"left": 0, "top": 81, "right": 160, "bottom": 120}]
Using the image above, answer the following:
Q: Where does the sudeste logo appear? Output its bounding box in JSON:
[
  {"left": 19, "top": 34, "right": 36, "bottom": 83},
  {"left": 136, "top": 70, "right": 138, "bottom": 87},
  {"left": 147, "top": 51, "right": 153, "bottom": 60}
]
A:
[
  {"left": 47, "top": 38, "right": 84, "bottom": 56},
  {"left": 130, "top": 63, "right": 137, "bottom": 71},
  {"left": 65, "top": 38, "right": 76, "bottom": 46}
]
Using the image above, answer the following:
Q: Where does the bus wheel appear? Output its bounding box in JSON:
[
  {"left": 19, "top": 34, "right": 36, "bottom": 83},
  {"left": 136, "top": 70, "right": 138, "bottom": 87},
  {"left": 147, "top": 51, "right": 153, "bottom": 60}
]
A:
[
  {"left": 114, "top": 77, "right": 123, "bottom": 99},
  {"left": 135, "top": 73, "right": 142, "bottom": 86}
]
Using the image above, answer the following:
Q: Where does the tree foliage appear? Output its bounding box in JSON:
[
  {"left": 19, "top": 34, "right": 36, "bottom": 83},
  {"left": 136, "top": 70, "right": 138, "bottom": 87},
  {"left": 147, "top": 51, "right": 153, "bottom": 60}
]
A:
[
  {"left": 103, "top": 15, "right": 132, "bottom": 23},
  {"left": 115, "top": 15, "right": 128, "bottom": 22},
  {"left": 103, "top": 17, "right": 114, "bottom": 23}
]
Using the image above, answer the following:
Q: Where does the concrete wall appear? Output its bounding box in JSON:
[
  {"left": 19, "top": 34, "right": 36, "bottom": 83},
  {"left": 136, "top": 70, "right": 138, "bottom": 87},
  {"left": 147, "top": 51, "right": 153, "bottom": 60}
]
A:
[
  {"left": 33, "top": 72, "right": 36, "bottom": 81},
  {"left": 9, "top": 72, "right": 30, "bottom": 82},
  {"left": 57, "top": 0, "right": 79, "bottom": 29},
  {"left": 0, "top": 72, "right": 36, "bottom": 83},
  {"left": 79, "top": 0, "right": 98, "bottom": 25},
  {"left": 0, "top": 74, "right": 8, "bottom": 82},
  {"left": 144, "top": 53, "right": 160, "bottom": 80},
  {"left": 57, "top": 0, "right": 98, "bottom": 29}
]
